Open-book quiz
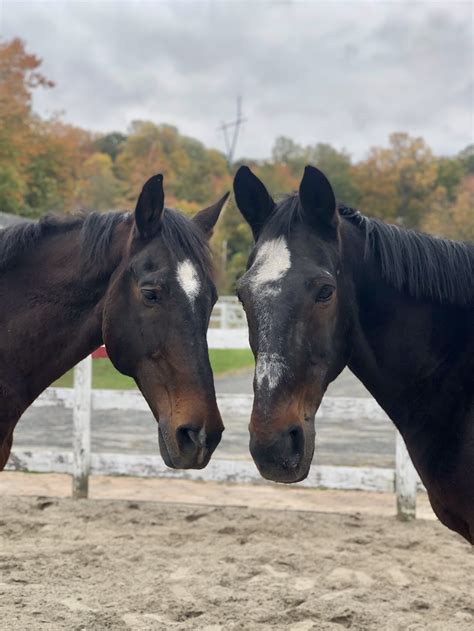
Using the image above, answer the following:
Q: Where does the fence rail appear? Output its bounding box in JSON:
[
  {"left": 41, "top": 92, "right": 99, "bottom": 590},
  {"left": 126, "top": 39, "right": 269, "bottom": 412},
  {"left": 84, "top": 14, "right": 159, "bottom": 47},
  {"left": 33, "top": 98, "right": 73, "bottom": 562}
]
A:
[
  {"left": 7, "top": 328, "right": 420, "bottom": 520},
  {"left": 209, "top": 296, "right": 246, "bottom": 329}
]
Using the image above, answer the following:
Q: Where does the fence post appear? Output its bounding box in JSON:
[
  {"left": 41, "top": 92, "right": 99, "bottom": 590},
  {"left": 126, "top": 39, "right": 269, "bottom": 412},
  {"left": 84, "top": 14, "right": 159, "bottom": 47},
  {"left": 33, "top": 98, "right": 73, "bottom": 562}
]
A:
[
  {"left": 395, "top": 431, "right": 417, "bottom": 520},
  {"left": 72, "top": 355, "right": 92, "bottom": 499}
]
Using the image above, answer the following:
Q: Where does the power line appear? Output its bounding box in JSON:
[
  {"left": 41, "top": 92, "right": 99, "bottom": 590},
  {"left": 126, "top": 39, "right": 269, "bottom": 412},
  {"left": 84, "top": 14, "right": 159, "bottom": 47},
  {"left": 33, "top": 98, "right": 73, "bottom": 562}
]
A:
[{"left": 218, "top": 96, "right": 246, "bottom": 166}]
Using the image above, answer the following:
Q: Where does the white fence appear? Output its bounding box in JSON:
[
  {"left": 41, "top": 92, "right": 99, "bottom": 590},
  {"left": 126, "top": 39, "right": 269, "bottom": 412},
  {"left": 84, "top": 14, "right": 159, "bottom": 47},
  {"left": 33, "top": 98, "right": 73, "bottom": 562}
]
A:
[
  {"left": 209, "top": 296, "right": 246, "bottom": 329},
  {"left": 6, "top": 327, "right": 419, "bottom": 520}
]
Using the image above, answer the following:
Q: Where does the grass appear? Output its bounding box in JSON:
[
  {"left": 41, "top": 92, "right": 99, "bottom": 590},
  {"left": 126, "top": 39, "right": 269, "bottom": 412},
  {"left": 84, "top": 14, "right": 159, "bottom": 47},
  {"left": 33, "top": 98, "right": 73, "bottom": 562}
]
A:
[
  {"left": 208, "top": 348, "right": 254, "bottom": 376},
  {"left": 53, "top": 349, "right": 254, "bottom": 390}
]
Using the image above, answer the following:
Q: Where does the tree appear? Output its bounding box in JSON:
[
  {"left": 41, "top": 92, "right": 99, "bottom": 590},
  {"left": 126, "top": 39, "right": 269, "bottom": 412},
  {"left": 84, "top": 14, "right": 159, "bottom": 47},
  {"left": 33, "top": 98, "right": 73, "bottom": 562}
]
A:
[
  {"left": 25, "top": 118, "right": 93, "bottom": 215},
  {"left": 435, "top": 157, "right": 464, "bottom": 202},
  {"left": 115, "top": 121, "right": 230, "bottom": 211},
  {"left": 0, "top": 38, "right": 53, "bottom": 213},
  {"left": 272, "top": 137, "right": 305, "bottom": 174},
  {"left": 214, "top": 198, "right": 252, "bottom": 293},
  {"left": 423, "top": 175, "right": 474, "bottom": 241},
  {"left": 93, "top": 132, "right": 126, "bottom": 161},
  {"left": 115, "top": 121, "right": 188, "bottom": 204},
  {"left": 353, "top": 133, "right": 438, "bottom": 227},
  {"left": 306, "top": 143, "right": 358, "bottom": 203},
  {"left": 271, "top": 137, "right": 358, "bottom": 202},
  {"left": 458, "top": 144, "right": 474, "bottom": 175},
  {"left": 76, "top": 152, "right": 124, "bottom": 211}
]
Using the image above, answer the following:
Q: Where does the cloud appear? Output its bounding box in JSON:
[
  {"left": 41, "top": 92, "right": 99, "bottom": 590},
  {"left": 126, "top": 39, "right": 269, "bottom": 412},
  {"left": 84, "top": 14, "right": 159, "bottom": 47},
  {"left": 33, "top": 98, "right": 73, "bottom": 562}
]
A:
[{"left": 3, "top": 0, "right": 472, "bottom": 160}]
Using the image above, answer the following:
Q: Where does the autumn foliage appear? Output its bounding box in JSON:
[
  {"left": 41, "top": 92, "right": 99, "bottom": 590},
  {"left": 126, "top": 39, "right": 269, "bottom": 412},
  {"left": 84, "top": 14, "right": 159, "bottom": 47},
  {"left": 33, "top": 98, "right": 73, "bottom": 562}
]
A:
[{"left": 0, "top": 38, "right": 472, "bottom": 290}]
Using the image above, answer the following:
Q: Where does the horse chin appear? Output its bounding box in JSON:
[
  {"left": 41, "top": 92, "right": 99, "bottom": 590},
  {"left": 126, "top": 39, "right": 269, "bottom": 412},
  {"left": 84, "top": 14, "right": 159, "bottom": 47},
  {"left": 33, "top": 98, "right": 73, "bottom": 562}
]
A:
[
  {"left": 256, "top": 461, "right": 311, "bottom": 484},
  {"left": 158, "top": 426, "right": 175, "bottom": 468},
  {"left": 251, "top": 428, "right": 315, "bottom": 484}
]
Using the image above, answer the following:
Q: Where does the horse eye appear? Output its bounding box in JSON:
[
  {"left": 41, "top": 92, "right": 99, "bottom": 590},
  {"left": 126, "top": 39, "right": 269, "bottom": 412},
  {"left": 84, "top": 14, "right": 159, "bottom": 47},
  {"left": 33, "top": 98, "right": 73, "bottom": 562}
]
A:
[
  {"left": 315, "top": 285, "right": 335, "bottom": 303},
  {"left": 141, "top": 287, "right": 161, "bottom": 303}
]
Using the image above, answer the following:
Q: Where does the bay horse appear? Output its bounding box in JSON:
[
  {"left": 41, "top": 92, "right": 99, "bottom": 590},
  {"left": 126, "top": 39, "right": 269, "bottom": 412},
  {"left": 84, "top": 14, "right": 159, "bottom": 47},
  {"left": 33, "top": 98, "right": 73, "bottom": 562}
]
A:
[
  {"left": 0, "top": 175, "right": 229, "bottom": 471},
  {"left": 233, "top": 165, "right": 474, "bottom": 543}
]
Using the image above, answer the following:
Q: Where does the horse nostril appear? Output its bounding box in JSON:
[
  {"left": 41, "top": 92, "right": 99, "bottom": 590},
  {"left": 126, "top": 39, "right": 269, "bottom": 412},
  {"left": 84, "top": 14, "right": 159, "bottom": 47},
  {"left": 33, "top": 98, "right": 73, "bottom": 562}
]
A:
[
  {"left": 288, "top": 425, "right": 303, "bottom": 448},
  {"left": 287, "top": 425, "right": 304, "bottom": 455},
  {"left": 176, "top": 426, "right": 199, "bottom": 449}
]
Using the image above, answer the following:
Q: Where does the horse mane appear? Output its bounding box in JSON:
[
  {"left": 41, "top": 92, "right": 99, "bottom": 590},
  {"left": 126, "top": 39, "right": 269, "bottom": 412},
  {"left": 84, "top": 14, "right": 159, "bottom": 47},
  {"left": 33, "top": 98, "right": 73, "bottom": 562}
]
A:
[
  {"left": 339, "top": 205, "right": 473, "bottom": 306},
  {"left": 0, "top": 209, "right": 212, "bottom": 276},
  {"left": 0, "top": 212, "right": 129, "bottom": 273},
  {"left": 263, "top": 194, "right": 474, "bottom": 306}
]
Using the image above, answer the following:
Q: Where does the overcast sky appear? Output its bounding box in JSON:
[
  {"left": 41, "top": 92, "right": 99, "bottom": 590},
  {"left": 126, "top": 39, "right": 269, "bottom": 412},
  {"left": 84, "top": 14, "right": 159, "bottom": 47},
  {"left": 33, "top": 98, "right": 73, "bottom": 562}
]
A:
[{"left": 2, "top": 0, "right": 473, "bottom": 161}]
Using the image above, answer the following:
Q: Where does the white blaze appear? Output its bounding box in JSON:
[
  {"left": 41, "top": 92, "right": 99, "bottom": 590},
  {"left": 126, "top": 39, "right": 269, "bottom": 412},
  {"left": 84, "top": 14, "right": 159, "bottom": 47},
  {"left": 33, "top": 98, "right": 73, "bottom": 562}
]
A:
[
  {"left": 244, "top": 237, "right": 292, "bottom": 393},
  {"left": 177, "top": 259, "right": 200, "bottom": 304},
  {"left": 250, "top": 237, "right": 291, "bottom": 391},
  {"left": 255, "top": 352, "right": 287, "bottom": 391},
  {"left": 250, "top": 237, "right": 291, "bottom": 291}
]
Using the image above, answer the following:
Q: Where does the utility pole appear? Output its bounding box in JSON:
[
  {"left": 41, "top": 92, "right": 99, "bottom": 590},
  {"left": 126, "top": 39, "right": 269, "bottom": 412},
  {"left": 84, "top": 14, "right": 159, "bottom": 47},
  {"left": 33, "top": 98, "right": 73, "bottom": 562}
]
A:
[{"left": 218, "top": 96, "right": 246, "bottom": 167}]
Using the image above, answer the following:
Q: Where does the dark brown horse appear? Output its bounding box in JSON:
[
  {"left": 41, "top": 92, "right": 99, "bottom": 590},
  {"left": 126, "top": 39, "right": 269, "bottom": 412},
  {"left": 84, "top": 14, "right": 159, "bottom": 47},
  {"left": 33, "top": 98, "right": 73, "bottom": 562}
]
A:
[
  {"left": 0, "top": 175, "right": 229, "bottom": 471},
  {"left": 234, "top": 165, "right": 474, "bottom": 543}
]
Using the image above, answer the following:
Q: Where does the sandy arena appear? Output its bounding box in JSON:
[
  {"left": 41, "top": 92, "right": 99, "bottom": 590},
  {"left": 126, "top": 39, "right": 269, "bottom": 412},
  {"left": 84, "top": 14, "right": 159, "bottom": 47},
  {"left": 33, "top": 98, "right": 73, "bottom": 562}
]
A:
[{"left": 0, "top": 476, "right": 473, "bottom": 630}]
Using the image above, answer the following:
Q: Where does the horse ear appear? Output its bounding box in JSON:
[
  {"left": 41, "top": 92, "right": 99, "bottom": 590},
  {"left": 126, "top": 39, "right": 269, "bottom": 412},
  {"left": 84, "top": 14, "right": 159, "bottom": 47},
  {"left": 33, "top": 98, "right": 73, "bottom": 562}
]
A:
[
  {"left": 193, "top": 192, "right": 230, "bottom": 239},
  {"left": 135, "top": 174, "right": 165, "bottom": 239},
  {"left": 299, "top": 166, "right": 338, "bottom": 239},
  {"left": 233, "top": 166, "right": 274, "bottom": 240}
]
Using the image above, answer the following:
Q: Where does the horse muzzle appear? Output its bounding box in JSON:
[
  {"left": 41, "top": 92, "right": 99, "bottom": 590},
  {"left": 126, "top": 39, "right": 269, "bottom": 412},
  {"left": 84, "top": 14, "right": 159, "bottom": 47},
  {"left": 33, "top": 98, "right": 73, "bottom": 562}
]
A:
[{"left": 158, "top": 420, "right": 223, "bottom": 470}]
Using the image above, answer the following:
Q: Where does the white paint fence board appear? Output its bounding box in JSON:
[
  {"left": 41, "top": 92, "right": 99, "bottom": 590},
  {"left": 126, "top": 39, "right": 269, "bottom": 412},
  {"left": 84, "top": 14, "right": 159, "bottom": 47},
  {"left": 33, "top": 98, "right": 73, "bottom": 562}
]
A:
[
  {"left": 209, "top": 297, "right": 246, "bottom": 329},
  {"left": 33, "top": 387, "right": 74, "bottom": 408},
  {"left": 301, "top": 464, "right": 395, "bottom": 493},
  {"left": 5, "top": 449, "right": 395, "bottom": 493},
  {"left": 395, "top": 432, "right": 418, "bottom": 520},
  {"left": 72, "top": 356, "right": 92, "bottom": 498},
  {"left": 207, "top": 328, "right": 249, "bottom": 349},
  {"left": 34, "top": 389, "right": 391, "bottom": 424},
  {"left": 7, "top": 449, "right": 72, "bottom": 474}
]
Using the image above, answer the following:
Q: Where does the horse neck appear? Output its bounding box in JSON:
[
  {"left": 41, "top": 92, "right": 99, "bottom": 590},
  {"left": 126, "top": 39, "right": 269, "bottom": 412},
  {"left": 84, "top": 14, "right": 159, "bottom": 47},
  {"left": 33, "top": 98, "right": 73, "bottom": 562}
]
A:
[
  {"left": 0, "top": 216, "right": 131, "bottom": 410},
  {"left": 340, "top": 220, "right": 471, "bottom": 435}
]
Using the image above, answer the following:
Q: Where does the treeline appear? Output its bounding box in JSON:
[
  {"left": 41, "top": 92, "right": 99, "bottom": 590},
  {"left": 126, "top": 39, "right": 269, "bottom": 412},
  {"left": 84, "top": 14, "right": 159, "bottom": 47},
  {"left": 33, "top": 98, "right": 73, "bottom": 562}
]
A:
[{"left": 1, "top": 38, "right": 473, "bottom": 291}]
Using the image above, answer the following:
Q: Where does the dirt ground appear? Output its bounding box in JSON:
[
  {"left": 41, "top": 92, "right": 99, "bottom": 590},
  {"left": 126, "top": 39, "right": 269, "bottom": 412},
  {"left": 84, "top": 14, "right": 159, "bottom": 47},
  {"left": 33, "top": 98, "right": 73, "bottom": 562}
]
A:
[
  {"left": 0, "top": 472, "right": 438, "bottom": 519},
  {"left": 0, "top": 489, "right": 473, "bottom": 631}
]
